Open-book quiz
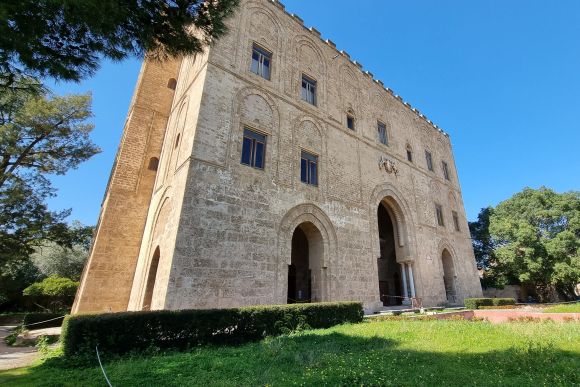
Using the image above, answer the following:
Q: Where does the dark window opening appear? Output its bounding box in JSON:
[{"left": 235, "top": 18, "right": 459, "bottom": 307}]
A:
[
  {"left": 442, "top": 161, "right": 450, "bottom": 180},
  {"left": 406, "top": 146, "right": 413, "bottom": 162},
  {"left": 435, "top": 204, "right": 445, "bottom": 227},
  {"left": 167, "top": 78, "right": 177, "bottom": 90},
  {"left": 241, "top": 128, "right": 266, "bottom": 169},
  {"left": 425, "top": 150, "right": 433, "bottom": 171},
  {"left": 378, "top": 121, "right": 388, "bottom": 145},
  {"left": 452, "top": 211, "right": 460, "bottom": 231},
  {"left": 347, "top": 114, "right": 355, "bottom": 130},
  {"left": 148, "top": 157, "right": 159, "bottom": 171},
  {"left": 300, "top": 150, "right": 318, "bottom": 186},
  {"left": 301, "top": 74, "right": 317, "bottom": 106},
  {"left": 174, "top": 133, "right": 181, "bottom": 149},
  {"left": 250, "top": 43, "right": 272, "bottom": 80}
]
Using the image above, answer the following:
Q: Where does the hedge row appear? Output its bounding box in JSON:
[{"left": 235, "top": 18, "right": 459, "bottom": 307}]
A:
[
  {"left": 62, "top": 301, "right": 363, "bottom": 357},
  {"left": 464, "top": 298, "right": 516, "bottom": 309}
]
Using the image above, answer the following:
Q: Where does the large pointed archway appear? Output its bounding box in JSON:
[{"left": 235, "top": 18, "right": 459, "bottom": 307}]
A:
[
  {"left": 377, "top": 203, "right": 403, "bottom": 305},
  {"left": 142, "top": 246, "right": 160, "bottom": 311},
  {"left": 441, "top": 248, "right": 457, "bottom": 304}
]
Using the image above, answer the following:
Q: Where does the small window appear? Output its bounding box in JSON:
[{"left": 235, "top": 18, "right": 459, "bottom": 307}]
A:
[
  {"left": 378, "top": 121, "right": 388, "bottom": 145},
  {"left": 300, "top": 150, "right": 318, "bottom": 186},
  {"left": 174, "top": 133, "right": 181, "bottom": 149},
  {"left": 435, "top": 204, "right": 445, "bottom": 227},
  {"left": 250, "top": 44, "right": 272, "bottom": 80},
  {"left": 241, "top": 128, "right": 266, "bottom": 169},
  {"left": 425, "top": 150, "right": 433, "bottom": 171},
  {"left": 442, "top": 161, "right": 450, "bottom": 180},
  {"left": 452, "top": 211, "right": 460, "bottom": 231},
  {"left": 346, "top": 114, "right": 355, "bottom": 130},
  {"left": 167, "top": 78, "right": 177, "bottom": 90},
  {"left": 406, "top": 145, "right": 413, "bottom": 162},
  {"left": 148, "top": 157, "right": 159, "bottom": 171},
  {"left": 301, "top": 74, "right": 317, "bottom": 106}
]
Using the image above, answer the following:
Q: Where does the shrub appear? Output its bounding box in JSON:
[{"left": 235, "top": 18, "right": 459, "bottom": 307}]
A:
[
  {"left": 479, "top": 305, "right": 517, "bottom": 310},
  {"left": 61, "top": 301, "right": 363, "bottom": 358},
  {"left": 464, "top": 298, "right": 494, "bottom": 310},
  {"left": 23, "top": 276, "right": 78, "bottom": 312},
  {"left": 493, "top": 298, "right": 516, "bottom": 306}
]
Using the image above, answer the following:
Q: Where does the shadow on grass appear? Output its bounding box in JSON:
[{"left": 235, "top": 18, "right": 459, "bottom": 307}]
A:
[{"left": 0, "top": 329, "right": 578, "bottom": 386}]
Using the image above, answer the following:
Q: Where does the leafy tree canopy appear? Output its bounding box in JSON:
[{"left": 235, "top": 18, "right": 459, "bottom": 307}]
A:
[
  {"left": 0, "top": 0, "right": 239, "bottom": 88},
  {"left": 23, "top": 275, "right": 79, "bottom": 298},
  {"left": 0, "top": 82, "right": 99, "bottom": 267},
  {"left": 471, "top": 187, "right": 580, "bottom": 301}
]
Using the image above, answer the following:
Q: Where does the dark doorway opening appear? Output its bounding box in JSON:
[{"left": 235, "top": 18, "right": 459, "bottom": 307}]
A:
[
  {"left": 288, "top": 226, "right": 311, "bottom": 303},
  {"left": 377, "top": 203, "right": 402, "bottom": 306}
]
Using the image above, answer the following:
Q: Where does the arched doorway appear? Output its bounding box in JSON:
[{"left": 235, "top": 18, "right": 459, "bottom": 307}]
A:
[
  {"left": 377, "top": 203, "right": 403, "bottom": 306},
  {"left": 441, "top": 249, "right": 456, "bottom": 303},
  {"left": 287, "top": 222, "right": 324, "bottom": 303},
  {"left": 142, "top": 247, "right": 160, "bottom": 310}
]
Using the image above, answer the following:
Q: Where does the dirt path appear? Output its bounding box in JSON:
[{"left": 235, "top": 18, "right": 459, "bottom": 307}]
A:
[{"left": 0, "top": 326, "right": 39, "bottom": 371}]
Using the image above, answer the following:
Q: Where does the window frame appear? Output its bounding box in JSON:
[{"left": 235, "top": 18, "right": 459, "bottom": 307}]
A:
[
  {"left": 300, "top": 149, "right": 318, "bottom": 186},
  {"left": 452, "top": 211, "right": 460, "bottom": 232},
  {"left": 406, "top": 145, "right": 413, "bottom": 162},
  {"left": 250, "top": 43, "right": 272, "bottom": 80},
  {"left": 301, "top": 74, "right": 317, "bottom": 106},
  {"left": 378, "top": 121, "right": 388, "bottom": 145},
  {"left": 442, "top": 161, "right": 450, "bottom": 180},
  {"left": 240, "top": 127, "right": 267, "bottom": 170},
  {"left": 425, "top": 150, "right": 434, "bottom": 172},
  {"left": 435, "top": 204, "right": 445, "bottom": 227},
  {"left": 347, "top": 113, "right": 355, "bottom": 130}
]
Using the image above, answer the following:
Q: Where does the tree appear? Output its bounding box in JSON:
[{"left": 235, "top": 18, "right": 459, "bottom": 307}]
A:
[
  {"left": 473, "top": 187, "right": 580, "bottom": 301},
  {"left": 0, "top": 84, "right": 99, "bottom": 267},
  {"left": 32, "top": 222, "right": 94, "bottom": 281},
  {"left": 23, "top": 275, "right": 79, "bottom": 312},
  {"left": 0, "top": 0, "right": 240, "bottom": 88}
]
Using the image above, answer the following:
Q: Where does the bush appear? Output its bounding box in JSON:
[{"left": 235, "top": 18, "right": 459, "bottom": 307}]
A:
[
  {"left": 23, "top": 276, "right": 78, "bottom": 312},
  {"left": 62, "top": 301, "right": 363, "bottom": 358},
  {"left": 493, "top": 298, "right": 516, "bottom": 306},
  {"left": 464, "top": 298, "right": 494, "bottom": 309}
]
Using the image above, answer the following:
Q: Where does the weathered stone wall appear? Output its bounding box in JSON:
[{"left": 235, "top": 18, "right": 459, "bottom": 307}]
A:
[
  {"left": 126, "top": 0, "right": 482, "bottom": 313},
  {"left": 73, "top": 58, "right": 181, "bottom": 313}
]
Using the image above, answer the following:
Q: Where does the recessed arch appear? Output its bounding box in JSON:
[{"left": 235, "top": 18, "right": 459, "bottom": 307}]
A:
[{"left": 142, "top": 246, "right": 160, "bottom": 311}]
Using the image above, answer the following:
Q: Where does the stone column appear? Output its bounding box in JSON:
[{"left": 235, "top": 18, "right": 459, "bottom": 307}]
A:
[
  {"left": 400, "top": 263, "right": 409, "bottom": 300},
  {"left": 408, "top": 263, "right": 416, "bottom": 298}
]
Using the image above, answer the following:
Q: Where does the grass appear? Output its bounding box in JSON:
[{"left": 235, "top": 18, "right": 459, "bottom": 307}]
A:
[
  {"left": 0, "top": 319, "right": 579, "bottom": 386},
  {"left": 543, "top": 302, "right": 580, "bottom": 313}
]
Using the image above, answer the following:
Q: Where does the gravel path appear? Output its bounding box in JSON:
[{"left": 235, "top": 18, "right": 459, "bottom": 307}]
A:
[{"left": 0, "top": 326, "right": 39, "bottom": 371}]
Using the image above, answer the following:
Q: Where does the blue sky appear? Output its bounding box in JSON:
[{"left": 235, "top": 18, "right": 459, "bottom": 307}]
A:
[{"left": 46, "top": 0, "right": 580, "bottom": 226}]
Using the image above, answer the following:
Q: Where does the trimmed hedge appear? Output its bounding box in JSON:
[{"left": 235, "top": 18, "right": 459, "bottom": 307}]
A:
[
  {"left": 62, "top": 301, "right": 363, "bottom": 357},
  {"left": 464, "top": 298, "right": 494, "bottom": 309},
  {"left": 464, "top": 298, "right": 516, "bottom": 309}
]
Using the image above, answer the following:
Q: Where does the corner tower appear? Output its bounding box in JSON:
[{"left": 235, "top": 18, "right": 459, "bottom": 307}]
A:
[{"left": 73, "top": 58, "right": 182, "bottom": 313}]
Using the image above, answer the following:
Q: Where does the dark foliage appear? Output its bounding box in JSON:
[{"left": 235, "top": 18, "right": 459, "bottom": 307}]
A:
[
  {"left": 0, "top": 0, "right": 240, "bottom": 87},
  {"left": 464, "top": 298, "right": 516, "bottom": 309},
  {"left": 61, "top": 302, "right": 364, "bottom": 357}
]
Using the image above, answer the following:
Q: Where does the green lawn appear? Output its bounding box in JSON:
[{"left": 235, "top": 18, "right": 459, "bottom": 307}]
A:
[
  {"left": 543, "top": 302, "right": 580, "bottom": 313},
  {"left": 1, "top": 319, "right": 579, "bottom": 386}
]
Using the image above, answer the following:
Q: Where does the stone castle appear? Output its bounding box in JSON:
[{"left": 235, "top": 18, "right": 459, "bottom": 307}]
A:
[{"left": 73, "top": 0, "right": 482, "bottom": 314}]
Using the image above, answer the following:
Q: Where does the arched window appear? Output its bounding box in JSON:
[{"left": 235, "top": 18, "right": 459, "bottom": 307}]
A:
[
  {"left": 346, "top": 109, "right": 355, "bottom": 130},
  {"left": 167, "top": 78, "right": 177, "bottom": 90},
  {"left": 142, "top": 247, "right": 160, "bottom": 311},
  {"left": 148, "top": 157, "right": 159, "bottom": 171}
]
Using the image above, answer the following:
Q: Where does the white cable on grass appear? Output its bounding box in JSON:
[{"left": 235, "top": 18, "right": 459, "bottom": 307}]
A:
[{"left": 96, "top": 346, "right": 113, "bottom": 387}]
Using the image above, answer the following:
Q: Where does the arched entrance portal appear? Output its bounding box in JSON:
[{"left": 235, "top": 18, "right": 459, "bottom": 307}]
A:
[
  {"left": 441, "top": 249, "right": 456, "bottom": 303},
  {"left": 377, "top": 203, "right": 403, "bottom": 306},
  {"left": 142, "top": 247, "right": 160, "bottom": 310},
  {"left": 287, "top": 222, "right": 324, "bottom": 303}
]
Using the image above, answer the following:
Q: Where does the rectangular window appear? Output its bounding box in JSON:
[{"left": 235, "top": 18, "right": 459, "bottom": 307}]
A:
[
  {"left": 301, "top": 74, "right": 317, "bottom": 106},
  {"left": 435, "top": 204, "right": 445, "bottom": 227},
  {"left": 425, "top": 150, "right": 433, "bottom": 171},
  {"left": 407, "top": 149, "right": 413, "bottom": 162},
  {"left": 240, "top": 128, "right": 266, "bottom": 169},
  {"left": 347, "top": 114, "right": 355, "bottom": 130},
  {"left": 250, "top": 44, "right": 272, "bottom": 80},
  {"left": 442, "top": 161, "right": 450, "bottom": 180},
  {"left": 300, "top": 150, "right": 318, "bottom": 186},
  {"left": 452, "top": 211, "right": 460, "bottom": 231},
  {"left": 378, "top": 121, "right": 388, "bottom": 145}
]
